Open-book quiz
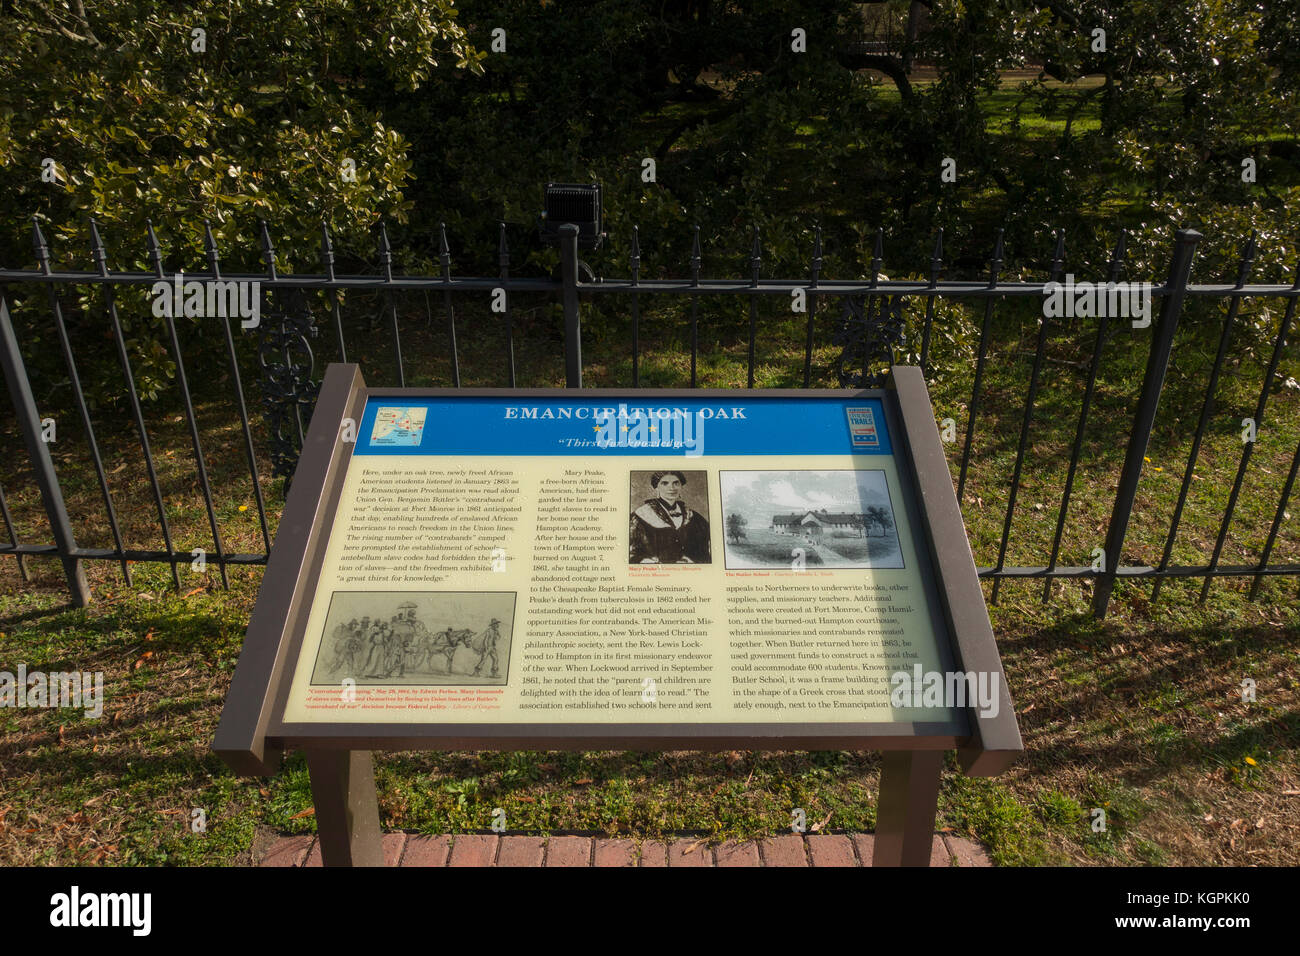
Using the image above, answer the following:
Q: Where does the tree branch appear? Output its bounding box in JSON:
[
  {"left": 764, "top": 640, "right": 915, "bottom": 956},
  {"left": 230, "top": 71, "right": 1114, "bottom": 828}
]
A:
[
  {"left": 654, "top": 98, "right": 744, "bottom": 160},
  {"left": 838, "top": 52, "right": 913, "bottom": 102},
  {"left": 22, "top": 0, "right": 102, "bottom": 46},
  {"left": 69, "top": 0, "right": 100, "bottom": 45}
]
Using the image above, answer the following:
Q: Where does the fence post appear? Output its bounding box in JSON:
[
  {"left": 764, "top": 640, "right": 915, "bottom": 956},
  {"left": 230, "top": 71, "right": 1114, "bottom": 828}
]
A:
[
  {"left": 1092, "top": 228, "right": 1202, "bottom": 618},
  {"left": 559, "top": 223, "right": 582, "bottom": 388},
  {"left": 0, "top": 295, "right": 91, "bottom": 607}
]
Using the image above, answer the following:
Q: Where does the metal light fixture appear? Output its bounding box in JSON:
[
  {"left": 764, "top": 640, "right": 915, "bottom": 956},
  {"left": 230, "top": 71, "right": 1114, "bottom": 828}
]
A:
[{"left": 539, "top": 182, "right": 604, "bottom": 250}]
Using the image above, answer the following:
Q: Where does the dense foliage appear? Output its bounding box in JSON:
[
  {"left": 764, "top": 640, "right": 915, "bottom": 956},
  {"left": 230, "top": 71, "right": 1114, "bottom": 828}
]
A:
[{"left": 1, "top": 1, "right": 1295, "bottom": 399}]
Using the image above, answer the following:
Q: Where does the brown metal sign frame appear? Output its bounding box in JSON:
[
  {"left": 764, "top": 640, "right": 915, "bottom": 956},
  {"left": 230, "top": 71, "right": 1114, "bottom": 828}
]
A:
[{"left": 214, "top": 363, "right": 1021, "bottom": 866}]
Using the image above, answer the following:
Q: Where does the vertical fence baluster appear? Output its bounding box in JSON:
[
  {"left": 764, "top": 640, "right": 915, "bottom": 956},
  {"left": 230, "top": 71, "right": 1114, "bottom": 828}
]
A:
[
  {"left": 500, "top": 222, "right": 516, "bottom": 388},
  {"left": 630, "top": 226, "right": 640, "bottom": 388},
  {"left": 421, "top": 291, "right": 436, "bottom": 337},
  {"left": 92, "top": 219, "right": 179, "bottom": 589},
  {"left": 440, "top": 223, "right": 460, "bottom": 387},
  {"left": 207, "top": 221, "right": 272, "bottom": 556},
  {"left": 0, "top": 290, "right": 89, "bottom": 604},
  {"left": 34, "top": 219, "right": 131, "bottom": 585},
  {"left": 1201, "top": 236, "right": 1280, "bottom": 602},
  {"left": 149, "top": 221, "right": 229, "bottom": 589},
  {"left": 802, "top": 224, "right": 822, "bottom": 388},
  {"left": 93, "top": 217, "right": 175, "bottom": 590},
  {"left": 378, "top": 222, "right": 405, "bottom": 388},
  {"left": 1249, "top": 261, "right": 1300, "bottom": 600},
  {"left": 1252, "top": 435, "right": 1300, "bottom": 600},
  {"left": 919, "top": 230, "right": 943, "bottom": 376},
  {"left": 992, "top": 230, "right": 1064, "bottom": 604},
  {"left": 957, "top": 229, "right": 1004, "bottom": 503},
  {"left": 261, "top": 220, "right": 309, "bottom": 449},
  {"left": 1093, "top": 228, "right": 1202, "bottom": 618},
  {"left": 1152, "top": 232, "right": 1255, "bottom": 603},
  {"left": 1042, "top": 231, "right": 1125, "bottom": 602},
  {"left": 0, "top": 482, "right": 27, "bottom": 581},
  {"left": 689, "top": 225, "right": 700, "bottom": 388},
  {"left": 320, "top": 222, "right": 347, "bottom": 364}
]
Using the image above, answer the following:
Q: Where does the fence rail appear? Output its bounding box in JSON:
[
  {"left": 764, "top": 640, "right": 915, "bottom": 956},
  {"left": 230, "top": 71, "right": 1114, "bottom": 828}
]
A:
[{"left": 1, "top": 217, "right": 1297, "bottom": 619}]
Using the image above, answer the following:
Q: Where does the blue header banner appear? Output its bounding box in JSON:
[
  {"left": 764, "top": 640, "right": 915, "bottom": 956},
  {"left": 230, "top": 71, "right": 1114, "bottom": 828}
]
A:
[{"left": 354, "top": 395, "right": 892, "bottom": 457}]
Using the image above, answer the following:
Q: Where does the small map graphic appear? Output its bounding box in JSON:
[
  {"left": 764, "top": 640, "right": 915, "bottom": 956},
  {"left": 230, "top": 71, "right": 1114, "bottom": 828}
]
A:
[{"left": 371, "top": 406, "right": 428, "bottom": 447}]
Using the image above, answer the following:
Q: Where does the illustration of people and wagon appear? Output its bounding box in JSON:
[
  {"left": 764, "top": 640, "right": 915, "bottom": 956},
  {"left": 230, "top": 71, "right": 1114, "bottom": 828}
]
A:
[{"left": 314, "top": 592, "right": 513, "bottom": 685}]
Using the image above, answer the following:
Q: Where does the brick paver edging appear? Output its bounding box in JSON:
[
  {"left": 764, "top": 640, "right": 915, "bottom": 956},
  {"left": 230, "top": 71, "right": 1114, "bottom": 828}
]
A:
[{"left": 261, "top": 832, "right": 991, "bottom": 867}]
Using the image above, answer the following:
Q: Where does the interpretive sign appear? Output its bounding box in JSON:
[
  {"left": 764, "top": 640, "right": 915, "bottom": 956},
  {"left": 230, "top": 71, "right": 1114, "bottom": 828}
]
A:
[{"left": 214, "top": 364, "right": 1021, "bottom": 866}]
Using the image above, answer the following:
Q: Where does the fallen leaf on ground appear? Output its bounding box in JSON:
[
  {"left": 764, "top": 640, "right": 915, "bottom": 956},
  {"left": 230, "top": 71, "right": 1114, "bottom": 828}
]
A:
[{"left": 290, "top": 808, "right": 316, "bottom": 820}]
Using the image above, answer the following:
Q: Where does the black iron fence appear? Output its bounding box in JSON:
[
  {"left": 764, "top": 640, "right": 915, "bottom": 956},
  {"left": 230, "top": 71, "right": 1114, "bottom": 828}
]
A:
[{"left": 1, "top": 218, "right": 1297, "bottom": 619}]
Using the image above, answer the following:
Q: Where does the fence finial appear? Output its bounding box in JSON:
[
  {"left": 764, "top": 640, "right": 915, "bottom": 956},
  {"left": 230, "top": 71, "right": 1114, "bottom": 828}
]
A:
[
  {"left": 988, "top": 228, "right": 1005, "bottom": 288},
  {"left": 145, "top": 220, "right": 165, "bottom": 278},
  {"left": 750, "top": 226, "right": 761, "bottom": 287},
  {"left": 1107, "top": 230, "right": 1127, "bottom": 281},
  {"left": 690, "top": 225, "right": 701, "bottom": 288},
  {"left": 378, "top": 221, "right": 393, "bottom": 281},
  {"left": 88, "top": 218, "right": 109, "bottom": 278},
  {"left": 31, "top": 217, "right": 52, "bottom": 275},
  {"left": 869, "top": 227, "right": 883, "bottom": 288},
  {"left": 810, "top": 223, "right": 823, "bottom": 289},
  {"left": 630, "top": 225, "right": 641, "bottom": 286},
  {"left": 929, "top": 229, "right": 944, "bottom": 288},
  {"left": 1049, "top": 228, "right": 1066, "bottom": 284},
  {"left": 498, "top": 221, "right": 510, "bottom": 272},
  {"left": 1235, "top": 230, "right": 1258, "bottom": 289},
  {"left": 319, "top": 221, "right": 335, "bottom": 281},
  {"left": 439, "top": 222, "right": 452, "bottom": 278},
  {"left": 204, "top": 220, "right": 221, "bottom": 278},
  {"left": 258, "top": 220, "right": 277, "bottom": 281}
]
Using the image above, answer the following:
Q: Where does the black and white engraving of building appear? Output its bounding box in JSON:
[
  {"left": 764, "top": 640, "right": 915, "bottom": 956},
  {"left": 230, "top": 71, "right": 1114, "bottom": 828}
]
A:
[
  {"left": 719, "top": 469, "right": 905, "bottom": 570},
  {"left": 769, "top": 508, "right": 890, "bottom": 538}
]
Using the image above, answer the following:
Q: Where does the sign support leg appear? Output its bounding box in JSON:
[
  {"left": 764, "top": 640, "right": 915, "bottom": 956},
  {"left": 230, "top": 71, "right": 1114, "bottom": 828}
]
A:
[
  {"left": 305, "top": 749, "right": 384, "bottom": 867},
  {"left": 873, "top": 750, "right": 944, "bottom": 867}
]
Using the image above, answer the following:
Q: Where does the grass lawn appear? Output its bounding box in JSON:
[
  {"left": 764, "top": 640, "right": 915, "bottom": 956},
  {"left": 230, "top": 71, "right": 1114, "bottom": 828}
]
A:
[{"left": 1, "top": 263, "right": 1297, "bottom": 865}]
